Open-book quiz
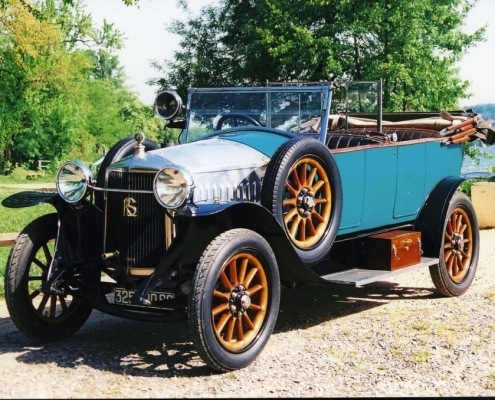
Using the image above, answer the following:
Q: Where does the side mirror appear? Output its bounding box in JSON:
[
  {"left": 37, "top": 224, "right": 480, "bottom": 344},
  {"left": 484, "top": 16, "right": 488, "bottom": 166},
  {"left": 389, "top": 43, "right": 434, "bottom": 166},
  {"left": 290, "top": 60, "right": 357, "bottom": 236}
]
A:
[{"left": 153, "top": 90, "right": 183, "bottom": 120}]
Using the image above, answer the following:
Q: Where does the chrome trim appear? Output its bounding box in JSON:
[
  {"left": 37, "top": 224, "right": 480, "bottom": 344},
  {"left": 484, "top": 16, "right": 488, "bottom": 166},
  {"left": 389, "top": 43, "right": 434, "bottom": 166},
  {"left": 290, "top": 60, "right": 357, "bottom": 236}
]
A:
[{"left": 90, "top": 185, "right": 154, "bottom": 194}]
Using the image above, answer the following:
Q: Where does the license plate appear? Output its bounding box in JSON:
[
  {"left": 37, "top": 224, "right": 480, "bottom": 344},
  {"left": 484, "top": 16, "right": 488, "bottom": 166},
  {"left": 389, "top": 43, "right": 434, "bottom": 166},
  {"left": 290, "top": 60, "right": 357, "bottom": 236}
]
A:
[{"left": 114, "top": 287, "right": 175, "bottom": 309}]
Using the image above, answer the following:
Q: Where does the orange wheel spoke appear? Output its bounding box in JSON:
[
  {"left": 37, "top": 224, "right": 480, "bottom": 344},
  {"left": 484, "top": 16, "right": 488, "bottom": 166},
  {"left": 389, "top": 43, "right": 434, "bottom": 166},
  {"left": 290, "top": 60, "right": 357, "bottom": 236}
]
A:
[
  {"left": 215, "top": 312, "right": 231, "bottom": 334},
  {"left": 213, "top": 289, "right": 230, "bottom": 301},
  {"left": 219, "top": 271, "right": 233, "bottom": 291},
  {"left": 238, "top": 259, "right": 248, "bottom": 284},
  {"left": 242, "top": 312, "right": 255, "bottom": 330},
  {"left": 248, "top": 283, "right": 263, "bottom": 296},
  {"left": 284, "top": 207, "right": 298, "bottom": 224},
  {"left": 283, "top": 197, "right": 297, "bottom": 207},
  {"left": 228, "top": 259, "right": 238, "bottom": 285},
  {"left": 289, "top": 169, "right": 302, "bottom": 189},
  {"left": 312, "top": 179, "right": 325, "bottom": 193},
  {"left": 288, "top": 214, "right": 302, "bottom": 237},
  {"left": 225, "top": 317, "right": 235, "bottom": 342},
  {"left": 446, "top": 255, "right": 454, "bottom": 275},
  {"left": 243, "top": 267, "right": 258, "bottom": 288},
  {"left": 296, "top": 218, "right": 307, "bottom": 241},
  {"left": 310, "top": 210, "right": 324, "bottom": 224},
  {"left": 285, "top": 181, "right": 298, "bottom": 197},
  {"left": 212, "top": 302, "right": 230, "bottom": 317},
  {"left": 235, "top": 317, "right": 244, "bottom": 341},
  {"left": 314, "top": 198, "right": 328, "bottom": 205},
  {"left": 307, "top": 166, "right": 317, "bottom": 185}
]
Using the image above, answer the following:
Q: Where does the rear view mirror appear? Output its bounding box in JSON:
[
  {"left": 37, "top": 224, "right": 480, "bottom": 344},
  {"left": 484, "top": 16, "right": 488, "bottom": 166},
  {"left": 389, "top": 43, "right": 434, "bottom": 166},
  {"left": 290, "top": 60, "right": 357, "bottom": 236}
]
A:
[{"left": 154, "top": 90, "right": 183, "bottom": 120}]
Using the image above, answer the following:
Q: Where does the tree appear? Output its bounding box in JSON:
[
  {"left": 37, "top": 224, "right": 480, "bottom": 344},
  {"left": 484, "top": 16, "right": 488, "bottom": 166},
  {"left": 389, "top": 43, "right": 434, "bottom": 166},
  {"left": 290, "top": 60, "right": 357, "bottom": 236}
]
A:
[
  {"left": 0, "top": 0, "right": 161, "bottom": 173},
  {"left": 154, "top": 0, "right": 485, "bottom": 111}
]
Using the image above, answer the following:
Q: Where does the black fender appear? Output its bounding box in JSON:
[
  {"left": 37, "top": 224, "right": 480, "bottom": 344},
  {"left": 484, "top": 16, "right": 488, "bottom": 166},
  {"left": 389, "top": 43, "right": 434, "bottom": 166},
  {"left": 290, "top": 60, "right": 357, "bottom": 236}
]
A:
[
  {"left": 135, "top": 202, "right": 327, "bottom": 304},
  {"left": 2, "top": 190, "right": 59, "bottom": 209},
  {"left": 414, "top": 176, "right": 469, "bottom": 258},
  {"left": 2, "top": 190, "right": 103, "bottom": 268}
]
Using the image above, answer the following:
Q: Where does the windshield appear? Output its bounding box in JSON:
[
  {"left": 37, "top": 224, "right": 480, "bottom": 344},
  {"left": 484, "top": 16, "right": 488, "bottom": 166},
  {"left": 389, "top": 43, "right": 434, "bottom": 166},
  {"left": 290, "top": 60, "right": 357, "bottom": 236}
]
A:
[{"left": 183, "top": 85, "right": 332, "bottom": 143}]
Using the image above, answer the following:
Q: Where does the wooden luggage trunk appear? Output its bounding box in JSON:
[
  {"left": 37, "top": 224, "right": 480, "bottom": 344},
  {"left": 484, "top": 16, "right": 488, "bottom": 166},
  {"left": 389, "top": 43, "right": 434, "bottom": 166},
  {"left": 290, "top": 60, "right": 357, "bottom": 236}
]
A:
[{"left": 366, "top": 230, "right": 422, "bottom": 270}]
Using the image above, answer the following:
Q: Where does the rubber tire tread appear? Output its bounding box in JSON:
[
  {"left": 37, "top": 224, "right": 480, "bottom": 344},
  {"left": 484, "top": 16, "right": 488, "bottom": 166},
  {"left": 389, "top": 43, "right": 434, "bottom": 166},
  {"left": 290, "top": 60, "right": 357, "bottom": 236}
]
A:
[
  {"left": 5, "top": 213, "right": 93, "bottom": 342},
  {"left": 429, "top": 192, "right": 480, "bottom": 297},
  {"left": 188, "top": 229, "right": 281, "bottom": 372}
]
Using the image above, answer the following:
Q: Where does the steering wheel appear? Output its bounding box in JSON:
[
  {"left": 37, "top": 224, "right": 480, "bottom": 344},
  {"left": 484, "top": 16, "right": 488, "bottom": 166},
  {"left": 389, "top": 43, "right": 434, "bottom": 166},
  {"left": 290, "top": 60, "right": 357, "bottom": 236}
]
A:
[{"left": 215, "top": 114, "right": 262, "bottom": 131}]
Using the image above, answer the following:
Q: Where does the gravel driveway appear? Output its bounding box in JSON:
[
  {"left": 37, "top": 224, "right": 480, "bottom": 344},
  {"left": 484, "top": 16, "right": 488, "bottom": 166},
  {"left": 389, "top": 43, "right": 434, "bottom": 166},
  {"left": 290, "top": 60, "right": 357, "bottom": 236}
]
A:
[{"left": 1, "top": 230, "right": 494, "bottom": 398}]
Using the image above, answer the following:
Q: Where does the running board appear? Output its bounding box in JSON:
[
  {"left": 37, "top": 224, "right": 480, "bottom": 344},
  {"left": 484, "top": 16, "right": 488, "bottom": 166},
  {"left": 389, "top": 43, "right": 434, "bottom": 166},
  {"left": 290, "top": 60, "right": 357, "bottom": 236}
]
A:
[{"left": 321, "top": 257, "right": 439, "bottom": 286}]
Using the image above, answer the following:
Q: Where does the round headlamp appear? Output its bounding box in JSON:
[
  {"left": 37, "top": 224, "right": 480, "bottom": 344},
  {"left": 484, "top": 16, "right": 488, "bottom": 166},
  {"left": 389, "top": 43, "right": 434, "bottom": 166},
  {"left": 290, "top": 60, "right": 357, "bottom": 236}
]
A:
[
  {"left": 154, "top": 166, "right": 193, "bottom": 209},
  {"left": 56, "top": 161, "right": 93, "bottom": 204}
]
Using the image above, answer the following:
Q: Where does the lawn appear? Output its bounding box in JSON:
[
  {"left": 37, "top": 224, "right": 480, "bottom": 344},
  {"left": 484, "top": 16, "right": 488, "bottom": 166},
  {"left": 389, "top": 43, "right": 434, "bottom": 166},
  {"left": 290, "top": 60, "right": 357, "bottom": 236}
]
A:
[{"left": 1, "top": 180, "right": 55, "bottom": 296}]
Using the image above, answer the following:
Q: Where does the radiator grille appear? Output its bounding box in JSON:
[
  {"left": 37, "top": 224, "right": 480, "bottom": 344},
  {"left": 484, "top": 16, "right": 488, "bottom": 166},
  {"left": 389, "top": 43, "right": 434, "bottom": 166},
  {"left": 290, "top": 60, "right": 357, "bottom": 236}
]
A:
[{"left": 104, "top": 171, "right": 168, "bottom": 269}]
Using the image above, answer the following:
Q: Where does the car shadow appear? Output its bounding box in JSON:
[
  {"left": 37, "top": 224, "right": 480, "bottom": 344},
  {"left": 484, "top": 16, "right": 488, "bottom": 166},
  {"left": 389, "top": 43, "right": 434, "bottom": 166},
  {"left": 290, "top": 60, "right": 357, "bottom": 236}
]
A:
[{"left": 2, "top": 281, "right": 439, "bottom": 378}]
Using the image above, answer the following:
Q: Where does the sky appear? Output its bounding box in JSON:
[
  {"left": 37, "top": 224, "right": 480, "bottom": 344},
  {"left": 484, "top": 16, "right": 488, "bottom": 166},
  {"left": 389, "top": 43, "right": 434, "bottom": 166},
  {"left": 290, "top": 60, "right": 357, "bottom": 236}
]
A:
[{"left": 84, "top": 0, "right": 494, "bottom": 107}]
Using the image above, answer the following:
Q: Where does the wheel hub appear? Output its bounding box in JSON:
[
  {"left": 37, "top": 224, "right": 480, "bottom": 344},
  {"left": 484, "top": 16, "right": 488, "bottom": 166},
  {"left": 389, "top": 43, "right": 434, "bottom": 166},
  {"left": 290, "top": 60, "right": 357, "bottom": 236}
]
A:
[
  {"left": 229, "top": 285, "right": 251, "bottom": 317},
  {"left": 451, "top": 232, "right": 464, "bottom": 254},
  {"left": 297, "top": 187, "right": 315, "bottom": 218}
]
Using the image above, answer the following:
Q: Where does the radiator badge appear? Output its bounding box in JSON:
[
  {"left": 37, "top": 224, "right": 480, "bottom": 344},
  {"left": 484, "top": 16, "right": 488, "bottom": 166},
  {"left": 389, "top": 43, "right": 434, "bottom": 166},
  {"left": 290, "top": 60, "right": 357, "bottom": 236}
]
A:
[{"left": 123, "top": 197, "right": 138, "bottom": 217}]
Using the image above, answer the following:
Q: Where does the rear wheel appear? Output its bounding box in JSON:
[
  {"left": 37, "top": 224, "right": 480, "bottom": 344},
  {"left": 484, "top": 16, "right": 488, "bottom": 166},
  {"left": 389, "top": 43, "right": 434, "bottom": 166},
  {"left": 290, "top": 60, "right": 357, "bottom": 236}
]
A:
[
  {"left": 189, "top": 229, "right": 280, "bottom": 371},
  {"left": 5, "top": 214, "right": 93, "bottom": 341},
  {"left": 261, "top": 138, "right": 342, "bottom": 265},
  {"left": 430, "top": 192, "right": 479, "bottom": 296}
]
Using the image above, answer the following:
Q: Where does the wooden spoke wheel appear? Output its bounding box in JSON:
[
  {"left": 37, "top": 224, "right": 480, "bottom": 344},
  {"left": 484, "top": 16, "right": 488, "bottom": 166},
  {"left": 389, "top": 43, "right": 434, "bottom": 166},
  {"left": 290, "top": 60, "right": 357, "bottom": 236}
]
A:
[
  {"left": 283, "top": 156, "right": 332, "bottom": 249},
  {"left": 261, "top": 138, "right": 342, "bottom": 265},
  {"left": 212, "top": 251, "right": 269, "bottom": 352},
  {"left": 443, "top": 207, "right": 474, "bottom": 283},
  {"left": 189, "top": 229, "right": 280, "bottom": 371},
  {"left": 430, "top": 192, "right": 480, "bottom": 297}
]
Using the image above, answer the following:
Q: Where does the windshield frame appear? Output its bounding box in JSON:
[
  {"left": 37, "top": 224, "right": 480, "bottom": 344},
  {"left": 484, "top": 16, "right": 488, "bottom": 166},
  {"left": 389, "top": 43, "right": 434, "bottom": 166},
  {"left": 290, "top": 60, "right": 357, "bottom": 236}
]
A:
[{"left": 181, "top": 84, "right": 333, "bottom": 144}]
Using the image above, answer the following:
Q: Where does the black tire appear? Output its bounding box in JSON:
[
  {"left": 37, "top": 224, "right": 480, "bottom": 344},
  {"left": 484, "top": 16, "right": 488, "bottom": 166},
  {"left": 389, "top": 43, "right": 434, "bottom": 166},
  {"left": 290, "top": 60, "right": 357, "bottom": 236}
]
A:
[
  {"left": 261, "top": 137, "right": 342, "bottom": 265},
  {"left": 430, "top": 192, "right": 480, "bottom": 297},
  {"left": 95, "top": 135, "right": 159, "bottom": 208},
  {"left": 189, "top": 229, "right": 281, "bottom": 372},
  {"left": 5, "top": 213, "right": 93, "bottom": 341}
]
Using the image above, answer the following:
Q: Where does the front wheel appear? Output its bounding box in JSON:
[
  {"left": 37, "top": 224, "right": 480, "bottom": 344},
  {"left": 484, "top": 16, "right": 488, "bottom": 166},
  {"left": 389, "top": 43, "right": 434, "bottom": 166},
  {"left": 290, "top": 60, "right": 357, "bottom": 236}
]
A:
[
  {"left": 430, "top": 192, "right": 480, "bottom": 296},
  {"left": 188, "top": 229, "right": 281, "bottom": 371},
  {"left": 5, "top": 213, "right": 93, "bottom": 341}
]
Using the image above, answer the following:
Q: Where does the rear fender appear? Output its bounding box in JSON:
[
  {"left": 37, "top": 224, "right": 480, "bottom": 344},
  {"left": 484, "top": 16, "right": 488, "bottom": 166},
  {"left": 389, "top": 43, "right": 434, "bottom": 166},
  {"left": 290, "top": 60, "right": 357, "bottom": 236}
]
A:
[{"left": 414, "top": 176, "right": 467, "bottom": 257}]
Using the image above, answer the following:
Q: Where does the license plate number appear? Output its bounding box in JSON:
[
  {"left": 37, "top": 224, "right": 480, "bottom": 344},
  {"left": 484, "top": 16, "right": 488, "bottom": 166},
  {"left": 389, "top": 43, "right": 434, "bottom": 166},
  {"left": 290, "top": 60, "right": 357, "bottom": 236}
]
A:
[{"left": 114, "top": 287, "right": 175, "bottom": 308}]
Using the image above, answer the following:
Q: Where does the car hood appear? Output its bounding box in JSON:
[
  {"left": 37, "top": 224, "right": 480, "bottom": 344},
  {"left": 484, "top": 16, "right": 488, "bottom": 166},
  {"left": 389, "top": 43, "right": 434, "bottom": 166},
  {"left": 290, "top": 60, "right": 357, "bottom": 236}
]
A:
[
  {"left": 152, "top": 137, "right": 271, "bottom": 173},
  {"left": 108, "top": 131, "right": 292, "bottom": 204}
]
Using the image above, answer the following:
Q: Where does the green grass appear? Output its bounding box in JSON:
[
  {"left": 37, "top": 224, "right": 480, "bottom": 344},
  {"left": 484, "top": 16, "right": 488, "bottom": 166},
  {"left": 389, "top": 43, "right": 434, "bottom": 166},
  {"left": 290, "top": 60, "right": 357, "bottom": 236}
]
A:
[{"left": 1, "top": 178, "right": 55, "bottom": 296}]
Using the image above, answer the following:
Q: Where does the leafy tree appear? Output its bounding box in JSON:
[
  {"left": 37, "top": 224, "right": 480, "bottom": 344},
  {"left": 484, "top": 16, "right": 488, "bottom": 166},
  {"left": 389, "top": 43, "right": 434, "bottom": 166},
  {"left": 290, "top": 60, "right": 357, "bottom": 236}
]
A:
[
  {"left": 0, "top": 0, "right": 161, "bottom": 173},
  {"left": 154, "top": 0, "right": 485, "bottom": 111}
]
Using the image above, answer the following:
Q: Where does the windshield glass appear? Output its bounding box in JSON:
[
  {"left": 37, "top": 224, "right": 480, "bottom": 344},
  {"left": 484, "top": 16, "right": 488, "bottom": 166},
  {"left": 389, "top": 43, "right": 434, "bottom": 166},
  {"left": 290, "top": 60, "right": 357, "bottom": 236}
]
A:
[{"left": 183, "top": 86, "right": 331, "bottom": 143}]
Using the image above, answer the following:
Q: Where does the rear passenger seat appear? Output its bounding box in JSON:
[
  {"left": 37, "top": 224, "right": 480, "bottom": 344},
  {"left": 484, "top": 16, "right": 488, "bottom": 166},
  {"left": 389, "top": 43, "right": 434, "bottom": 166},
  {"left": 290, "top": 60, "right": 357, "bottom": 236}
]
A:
[{"left": 326, "top": 134, "right": 384, "bottom": 149}]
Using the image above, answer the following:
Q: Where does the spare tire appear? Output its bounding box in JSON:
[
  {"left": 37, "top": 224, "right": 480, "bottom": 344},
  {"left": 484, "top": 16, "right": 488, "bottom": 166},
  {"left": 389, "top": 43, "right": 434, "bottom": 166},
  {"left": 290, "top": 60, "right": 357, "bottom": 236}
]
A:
[{"left": 261, "top": 137, "right": 342, "bottom": 266}]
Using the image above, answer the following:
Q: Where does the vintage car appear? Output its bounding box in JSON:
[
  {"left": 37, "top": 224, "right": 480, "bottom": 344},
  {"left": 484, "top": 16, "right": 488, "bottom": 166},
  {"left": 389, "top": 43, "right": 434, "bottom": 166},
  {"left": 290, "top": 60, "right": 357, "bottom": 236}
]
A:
[{"left": 3, "top": 79, "right": 494, "bottom": 372}]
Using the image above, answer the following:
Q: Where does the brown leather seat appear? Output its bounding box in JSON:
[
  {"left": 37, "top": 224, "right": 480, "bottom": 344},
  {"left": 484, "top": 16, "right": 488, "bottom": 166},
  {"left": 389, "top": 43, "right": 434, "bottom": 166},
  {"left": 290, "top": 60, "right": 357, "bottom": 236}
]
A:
[
  {"left": 382, "top": 129, "right": 440, "bottom": 141},
  {"left": 326, "top": 134, "right": 383, "bottom": 149}
]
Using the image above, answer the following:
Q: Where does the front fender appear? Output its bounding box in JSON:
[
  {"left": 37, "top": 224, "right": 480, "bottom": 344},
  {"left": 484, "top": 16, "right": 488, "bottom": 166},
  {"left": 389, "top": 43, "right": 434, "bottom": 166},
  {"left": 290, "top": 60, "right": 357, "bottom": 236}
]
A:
[
  {"left": 145, "top": 202, "right": 327, "bottom": 300},
  {"left": 1, "top": 190, "right": 59, "bottom": 208}
]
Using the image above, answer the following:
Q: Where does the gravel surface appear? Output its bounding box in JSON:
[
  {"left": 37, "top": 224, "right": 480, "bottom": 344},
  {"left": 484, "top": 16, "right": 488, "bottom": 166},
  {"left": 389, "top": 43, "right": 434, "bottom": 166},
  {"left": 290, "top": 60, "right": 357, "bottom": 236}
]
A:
[{"left": 1, "top": 230, "right": 494, "bottom": 398}]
